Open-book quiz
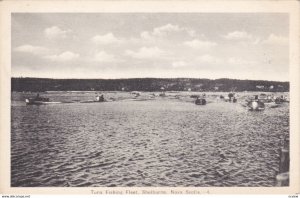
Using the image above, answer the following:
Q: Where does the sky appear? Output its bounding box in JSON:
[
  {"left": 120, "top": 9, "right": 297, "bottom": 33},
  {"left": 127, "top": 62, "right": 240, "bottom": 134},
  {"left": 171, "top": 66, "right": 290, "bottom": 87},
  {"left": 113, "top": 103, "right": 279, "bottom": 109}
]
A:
[{"left": 11, "top": 13, "right": 289, "bottom": 81}]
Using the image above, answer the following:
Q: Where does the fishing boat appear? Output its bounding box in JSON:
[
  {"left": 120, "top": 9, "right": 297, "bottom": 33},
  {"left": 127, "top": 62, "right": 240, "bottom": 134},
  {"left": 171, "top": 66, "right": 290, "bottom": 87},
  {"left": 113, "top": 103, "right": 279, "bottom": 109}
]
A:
[
  {"left": 258, "top": 93, "right": 273, "bottom": 103},
  {"left": 25, "top": 96, "right": 60, "bottom": 105},
  {"left": 275, "top": 96, "right": 289, "bottom": 104},
  {"left": 247, "top": 100, "right": 265, "bottom": 111},
  {"left": 265, "top": 103, "right": 280, "bottom": 108},
  {"left": 225, "top": 88, "right": 237, "bottom": 102},
  {"left": 195, "top": 98, "right": 206, "bottom": 105},
  {"left": 25, "top": 99, "right": 62, "bottom": 105},
  {"left": 131, "top": 91, "right": 141, "bottom": 97},
  {"left": 159, "top": 92, "right": 166, "bottom": 97},
  {"left": 80, "top": 95, "right": 105, "bottom": 103},
  {"left": 95, "top": 95, "right": 104, "bottom": 102}
]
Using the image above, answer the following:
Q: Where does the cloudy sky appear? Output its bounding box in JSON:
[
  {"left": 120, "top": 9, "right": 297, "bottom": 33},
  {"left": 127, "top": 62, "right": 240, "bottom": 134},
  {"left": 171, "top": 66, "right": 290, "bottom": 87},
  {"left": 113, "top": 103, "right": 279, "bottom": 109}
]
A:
[{"left": 12, "top": 13, "right": 289, "bottom": 81}]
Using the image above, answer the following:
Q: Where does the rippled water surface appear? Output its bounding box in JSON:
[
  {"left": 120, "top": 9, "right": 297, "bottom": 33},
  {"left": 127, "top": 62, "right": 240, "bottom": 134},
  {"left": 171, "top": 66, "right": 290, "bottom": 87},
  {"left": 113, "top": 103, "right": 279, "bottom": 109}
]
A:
[{"left": 11, "top": 92, "right": 289, "bottom": 187}]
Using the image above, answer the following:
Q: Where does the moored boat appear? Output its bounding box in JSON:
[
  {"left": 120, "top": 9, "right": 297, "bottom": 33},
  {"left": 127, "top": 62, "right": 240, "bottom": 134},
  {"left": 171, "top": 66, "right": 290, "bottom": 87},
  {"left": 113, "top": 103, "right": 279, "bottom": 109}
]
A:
[
  {"left": 131, "top": 91, "right": 141, "bottom": 97},
  {"left": 195, "top": 98, "right": 206, "bottom": 105},
  {"left": 159, "top": 92, "right": 166, "bottom": 97},
  {"left": 25, "top": 93, "right": 63, "bottom": 105},
  {"left": 95, "top": 94, "right": 105, "bottom": 102},
  {"left": 80, "top": 94, "right": 105, "bottom": 103},
  {"left": 275, "top": 95, "right": 289, "bottom": 104},
  {"left": 25, "top": 97, "right": 53, "bottom": 105},
  {"left": 247, "top": 100, "right": 265, "bottom": 111}
]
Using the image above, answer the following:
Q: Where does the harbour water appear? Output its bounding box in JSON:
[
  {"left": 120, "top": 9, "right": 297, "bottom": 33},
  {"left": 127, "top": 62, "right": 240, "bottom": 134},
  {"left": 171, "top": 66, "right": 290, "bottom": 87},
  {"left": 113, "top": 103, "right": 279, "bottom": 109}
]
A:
[{"left": 11, "top": 91, "right": 289, "bottom": 187}]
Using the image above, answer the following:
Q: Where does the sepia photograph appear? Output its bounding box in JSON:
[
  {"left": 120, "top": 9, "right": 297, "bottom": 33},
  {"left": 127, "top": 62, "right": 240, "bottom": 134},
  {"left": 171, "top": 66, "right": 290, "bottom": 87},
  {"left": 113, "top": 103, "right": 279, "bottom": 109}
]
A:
[{"left": 1, "top": 0, "right": 299, "bottom": 195}]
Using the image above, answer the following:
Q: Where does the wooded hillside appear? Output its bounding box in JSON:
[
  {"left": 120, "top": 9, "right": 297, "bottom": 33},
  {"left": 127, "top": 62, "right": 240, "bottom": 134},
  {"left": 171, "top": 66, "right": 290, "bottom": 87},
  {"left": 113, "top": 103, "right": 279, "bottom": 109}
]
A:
[{"left": 11, "top": 77, "right": 289, "bottom": 92}]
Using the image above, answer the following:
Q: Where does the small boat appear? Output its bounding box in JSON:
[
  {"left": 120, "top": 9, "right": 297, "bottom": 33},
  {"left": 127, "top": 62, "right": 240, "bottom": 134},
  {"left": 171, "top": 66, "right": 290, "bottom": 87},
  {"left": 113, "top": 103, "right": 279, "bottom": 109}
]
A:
[
  {"left": 247, "top": 100, "right": 265, "bottom": 111},
  {"left": 80, "top": 95, "right": 105, "bottom": 103},
  {"left": 131, "top": 91, "right": 141, "bottom": 97},
  {"left": 227, "top": 92, "right": 237, "bottom": 103},
  {"left": 190, "top": 94, "right": 200, "bottom": 99},
  {"left": 265, "top": 103, "right": 280, "bottom": 108},
  {"left": 95, "top": 95, "right": 105, "bottom": 102},
  {"left": 258, "top": 93, "right": 273, "bottom": 103},
  {"left": 195, "top": 98, "right": 206, "bottom": 105},
  {"left": 25, "top": 97, "right": 60, "bottom": 105},
  {"left": 274, "top": 96, "right": 289, "bottom": 104},
  {"left": 224, "top": 96, "right": 230, "bottom": 102},
  {"left": 79, "top": 100, "right": 105, "bottom": 103},
  {"left": 159, "top": 92, "right": 166, "bottom": 97}
]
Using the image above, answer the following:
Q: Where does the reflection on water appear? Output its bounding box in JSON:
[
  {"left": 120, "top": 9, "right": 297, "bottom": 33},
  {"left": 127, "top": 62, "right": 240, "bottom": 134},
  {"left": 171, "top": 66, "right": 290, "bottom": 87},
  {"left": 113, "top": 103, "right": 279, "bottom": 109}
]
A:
[{"left": 11, "top": 92, "right": 289, "bottom": 187}]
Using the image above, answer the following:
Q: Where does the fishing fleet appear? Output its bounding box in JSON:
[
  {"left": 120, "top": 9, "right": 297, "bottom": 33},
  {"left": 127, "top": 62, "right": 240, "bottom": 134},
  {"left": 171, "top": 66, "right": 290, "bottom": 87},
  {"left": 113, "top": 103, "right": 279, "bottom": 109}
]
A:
[{"left": 24, "top": 91, "right": 289, "bottom": 111}]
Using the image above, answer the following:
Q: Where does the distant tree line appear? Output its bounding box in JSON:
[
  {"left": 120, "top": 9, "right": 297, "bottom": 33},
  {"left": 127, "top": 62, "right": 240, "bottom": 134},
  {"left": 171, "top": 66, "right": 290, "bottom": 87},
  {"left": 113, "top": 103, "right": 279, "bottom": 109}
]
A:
[{"left": 11, "top": 77, "right": 289, "bottom": 92}]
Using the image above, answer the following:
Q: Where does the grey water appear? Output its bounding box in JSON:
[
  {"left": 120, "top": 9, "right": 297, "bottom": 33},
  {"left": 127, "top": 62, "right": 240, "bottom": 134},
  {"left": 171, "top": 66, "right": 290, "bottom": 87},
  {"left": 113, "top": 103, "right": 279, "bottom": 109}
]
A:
[{"left": 11, "top": 92, "right": 289, "bottom": 187}]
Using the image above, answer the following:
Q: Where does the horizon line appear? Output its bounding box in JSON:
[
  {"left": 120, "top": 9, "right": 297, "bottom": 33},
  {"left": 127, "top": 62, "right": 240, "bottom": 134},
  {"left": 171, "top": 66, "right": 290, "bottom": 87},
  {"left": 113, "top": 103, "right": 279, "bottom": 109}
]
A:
[{"left": 11, "top": 76, "right": 290, "bottom": 83}]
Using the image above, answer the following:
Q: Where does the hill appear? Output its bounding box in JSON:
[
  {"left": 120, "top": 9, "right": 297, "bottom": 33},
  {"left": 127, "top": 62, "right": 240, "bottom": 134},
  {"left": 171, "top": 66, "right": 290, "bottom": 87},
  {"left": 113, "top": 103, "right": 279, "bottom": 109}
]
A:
[{"left": 11, "top": 77, "right": 289, "bottom": 92}]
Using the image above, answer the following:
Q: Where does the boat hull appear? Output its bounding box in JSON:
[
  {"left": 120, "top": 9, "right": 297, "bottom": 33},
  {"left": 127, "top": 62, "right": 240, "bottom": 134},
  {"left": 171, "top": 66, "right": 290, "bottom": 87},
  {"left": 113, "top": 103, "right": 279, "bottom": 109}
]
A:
[
  {"left": 25, "top": 98, "right": 60, "bottom": 105},
  {"left": 247, "top": 101, "right": 265, "bottom": 111},
  {"left": 195, "top": 98, "right": 206, "bottom": 105}
]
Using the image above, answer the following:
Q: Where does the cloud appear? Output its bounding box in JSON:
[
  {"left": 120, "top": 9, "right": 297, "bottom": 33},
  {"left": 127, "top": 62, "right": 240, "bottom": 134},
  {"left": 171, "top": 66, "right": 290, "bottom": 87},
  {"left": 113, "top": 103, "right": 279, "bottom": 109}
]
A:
[
  {"left": 153, "top": 24, "right": 182, "bottom": 37},
  {"left": 263, "top": 34, "right": 288, "bottom": 45},
  {"left": 140, "top": 31, "right": 152, "bottom": 40},
  {"left": 228, "top": 57, "right": 256, "bottom": 65},
  {"left": 197, "top": 54, "right": 221, "bottom": 64},
  {"left": 91, "top": 33, "right": 122, "bottom": 45},
  {"left": 187, "top": 30, "right": 196, "bottom": 37},
  {"left": 125, "top": 47, "right": 165, "bottom": 59},
  {"left": 44, "top": 26, "right": 72, "bottom": 39},
  {"left": 141, "top": 23, "right": 196, "bottom": 40},
  {"left": 223, "top": 31, "right": 252, "bottom": 40},
  {"left": 184, "top": 39, "right": 217, "bottom": 49},
  {"left": 44, "top": 51, "right": 79, "bottom": 61},
  {"left": 93, "top": 51, "right": 116, "bottom": 62},
  {"left": 14, "top": 44, "right": 48, "bottom": 55},
  {"left": 252, "top": 38, "right": 261, "bottom": 45},
  {"left": 172, "top": 61, "right": 187, "bottom": 68}
]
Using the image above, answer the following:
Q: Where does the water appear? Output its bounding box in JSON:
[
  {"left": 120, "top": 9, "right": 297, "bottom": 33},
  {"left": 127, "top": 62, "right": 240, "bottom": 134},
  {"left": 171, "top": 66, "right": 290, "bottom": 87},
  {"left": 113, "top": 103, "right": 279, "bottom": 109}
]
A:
[{"left": 11, "top": 92, "right": 289, "bottom": 187}]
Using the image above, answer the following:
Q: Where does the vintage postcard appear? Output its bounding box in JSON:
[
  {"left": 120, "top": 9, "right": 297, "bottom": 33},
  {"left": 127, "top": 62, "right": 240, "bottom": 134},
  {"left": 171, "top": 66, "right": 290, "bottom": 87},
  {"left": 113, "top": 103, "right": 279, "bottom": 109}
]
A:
[{"left": 0, "top": 0, "right": 299, "bottom": 195}]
